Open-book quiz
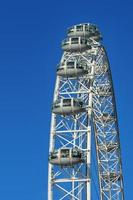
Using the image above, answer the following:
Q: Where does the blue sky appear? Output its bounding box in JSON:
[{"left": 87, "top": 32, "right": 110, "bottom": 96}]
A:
[{"left": 0, "top": 0, "right": 132, "bottom": 199}]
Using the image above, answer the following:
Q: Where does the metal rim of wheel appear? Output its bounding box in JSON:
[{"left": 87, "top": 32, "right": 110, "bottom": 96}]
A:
[{"left": 48, "top": 23, "right": 124, "bottom": 200}]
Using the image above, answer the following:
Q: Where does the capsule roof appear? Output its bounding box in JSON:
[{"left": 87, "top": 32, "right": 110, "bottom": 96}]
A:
[{"left": 67, "top": 23, "right": 102, "bottom": 41}]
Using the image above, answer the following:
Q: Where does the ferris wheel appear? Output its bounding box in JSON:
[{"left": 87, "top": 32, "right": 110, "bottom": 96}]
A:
[{"left": 48, "top": 23, "right": 124, "bottom": 200}]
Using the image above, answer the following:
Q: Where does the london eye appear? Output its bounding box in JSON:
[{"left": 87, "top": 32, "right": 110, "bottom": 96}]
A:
[{"left": 48, "top": 23, "right": 124, "bottom": 200}]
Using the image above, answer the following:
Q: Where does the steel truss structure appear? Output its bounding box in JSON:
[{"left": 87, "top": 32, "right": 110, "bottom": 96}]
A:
[{"left": 48, "top": 23, "right": 124, "bottom": 200}]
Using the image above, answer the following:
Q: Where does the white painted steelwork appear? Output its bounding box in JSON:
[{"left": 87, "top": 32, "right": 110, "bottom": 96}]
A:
[{"left": 48, "top": 23, "right": 124, "bottom": 200}]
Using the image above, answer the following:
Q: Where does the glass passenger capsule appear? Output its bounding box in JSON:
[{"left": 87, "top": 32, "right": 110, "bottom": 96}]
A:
[
  {"left": 102, "top": 113, "right": 115, "bottom": 122},
  {"left": 62, "top": 36, "right": 91, "bottom": 52},
  {"left": 52, "top": 98, "right": 85, "bottom": 115},
  {"left": 98, "top": 142, "right": 118, "bottom": 152},
  {"left": 96, "top": 84, "right": 112, "bottom": 96},
  {"left": 95, "top": 65, "right": 108, "bottom": 75},
  {"left": 101, "top": 172, "right": 121, "bottom": 182},
  {"left": 67, "top": 23, "right": 101, "bottom": 41},
  {"left": 49, "top": 148, "right": 84, "bottom": 166},
  {"left": 57, "top": 60, "right": 88, "bottom": 77},
  {"left": 96, "top": 113, "right": 116, "bottom": 123}
]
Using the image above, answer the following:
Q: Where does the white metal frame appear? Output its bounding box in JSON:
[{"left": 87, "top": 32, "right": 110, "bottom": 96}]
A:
[{"left": 48, "top": 27, "right": 124, "bottom": 200}]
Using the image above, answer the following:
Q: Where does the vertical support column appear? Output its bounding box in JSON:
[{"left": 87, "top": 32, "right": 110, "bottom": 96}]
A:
[
  {"left": 86, "top": 63, "right": 94, "bottom": 200},
  {"left": 48, "top": 76, "right": 60, "bottom": 200},
  {"left": 48, "top": 114, "right": 55, "bottom": 200},
  {"left": 86, "top": 125, "right": 91, "bottom": 200},
  {"left": 72, "top": 117, "right": 77, "bottom": 200},
  {"left": 86, "top": 91, "right": 93, "bottom": 200},
  {"left": 48, "top": 163, "right": 53, "bottom": 200}
]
